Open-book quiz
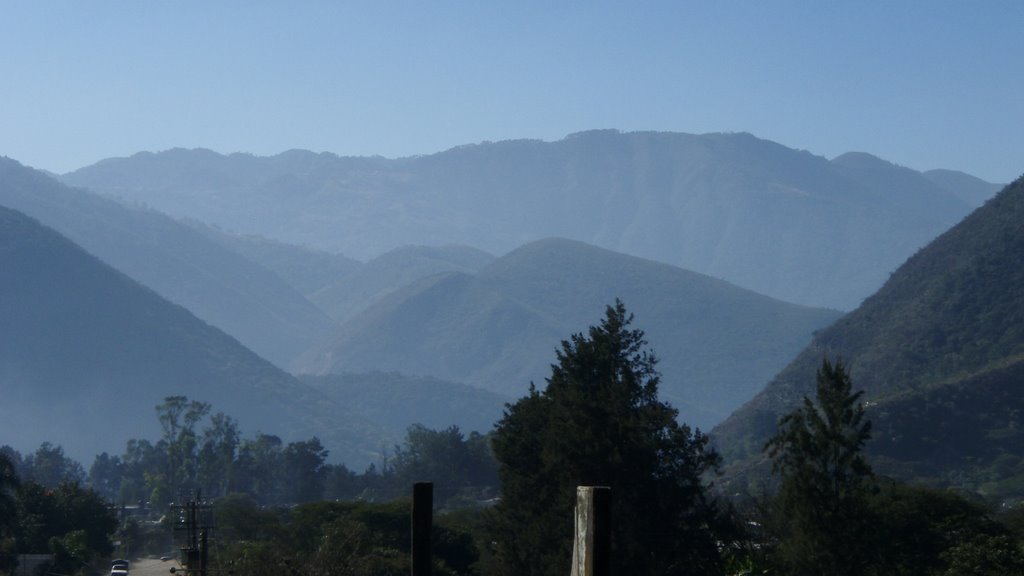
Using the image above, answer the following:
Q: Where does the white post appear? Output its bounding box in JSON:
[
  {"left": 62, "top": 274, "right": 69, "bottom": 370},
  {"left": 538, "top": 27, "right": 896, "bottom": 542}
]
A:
[{"left": 570, "top": 486, "right": 611, "bottom": 576}]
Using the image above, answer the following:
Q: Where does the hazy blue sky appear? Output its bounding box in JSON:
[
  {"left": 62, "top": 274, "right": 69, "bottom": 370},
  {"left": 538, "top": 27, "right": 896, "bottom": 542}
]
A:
[{"left": 2, "top": 1, "right": 1021, "bottom": 181}]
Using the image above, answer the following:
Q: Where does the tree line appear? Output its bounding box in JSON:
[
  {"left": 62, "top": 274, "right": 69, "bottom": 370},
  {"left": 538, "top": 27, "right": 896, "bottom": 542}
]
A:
[
  {"left": 0, "top": 418, "right": 497, "bottom": 575},
  {"left": 746, "top": 358, "right": 1024, "bottom": 575},
  {"left": 484, "top": 302, "right": 1024, "bottom": 575},
  {"left": 5, "top": 405, "right": 498, "bottom": 512}
]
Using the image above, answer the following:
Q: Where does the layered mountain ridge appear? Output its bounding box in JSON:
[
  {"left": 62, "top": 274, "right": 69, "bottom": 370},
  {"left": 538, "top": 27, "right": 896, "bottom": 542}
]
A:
[
  {"left": 63, "top": 130, "right": 997, "bottom": 310},
  {"left": 297, "top": 238, "right": 843, "bottom": 430},
  {"left": 3, "top": 133, "right": 1011, "bottom": 478},
  {"left": 0, "top": 156, "right": 335, "bottom": 367},
  {"left": 0, "top": 203, "right": 380, "bottom": 465}
]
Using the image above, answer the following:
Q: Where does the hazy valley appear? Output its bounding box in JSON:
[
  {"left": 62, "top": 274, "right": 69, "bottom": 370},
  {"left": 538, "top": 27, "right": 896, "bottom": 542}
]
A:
[
  {"left": 6, "top": 5, "right": 1023, "bottom": 573},
  {"left": 1, "top": 131, "right": 1011, "bottom": 480}
]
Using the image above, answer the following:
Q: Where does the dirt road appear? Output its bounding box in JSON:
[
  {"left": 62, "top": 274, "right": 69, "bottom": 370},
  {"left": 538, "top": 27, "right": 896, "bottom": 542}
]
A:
[{"left": 127, "top": 558, "right": 180, "bottom": 576}]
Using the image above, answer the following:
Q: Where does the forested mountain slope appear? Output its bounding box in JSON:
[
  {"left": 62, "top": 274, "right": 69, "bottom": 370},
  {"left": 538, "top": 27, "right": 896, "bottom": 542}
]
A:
[
  {"left": 297, "top": 238, "right": 842, "bottom": 430},
  {"left": 0, "top": 157, "right": 336, "bottom": 367},
  {"left": 713, "top": 175, "right": 1024, "bottom": 496},
  {"left": 62, "top": 131, "right": 991, "bottom": 310},
  {"left": 0, "top": 204, "right": 381, "bottom": 465}
]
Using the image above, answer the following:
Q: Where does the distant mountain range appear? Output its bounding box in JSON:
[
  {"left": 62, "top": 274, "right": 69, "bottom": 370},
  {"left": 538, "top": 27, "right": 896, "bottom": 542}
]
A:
[
  {"left": 63, "top": 130, "right": 999, "bottom": 310},
  {"left": 3, "top": 156, "right": 841, "bottom": 461},
  {"left": 712, "top": 176, "right": 1024, "bottom": 499},
  {"left": 189, "top": 222, "right": 496, "bottom": 323},
  {"left": 5, "top": 132, "right": 1012, "bottom": 477},
  {"left": 0, "top": 203, "right": 382, "bottom": 465},
  {"left": 189, "top": 222, "right": 362, "bottom": 297},
  {"left": 297, "top": 238, "right": 842, "bottom": 430},
  {"left": 0, "top": 157, "right": 336, "bottom": 368}
]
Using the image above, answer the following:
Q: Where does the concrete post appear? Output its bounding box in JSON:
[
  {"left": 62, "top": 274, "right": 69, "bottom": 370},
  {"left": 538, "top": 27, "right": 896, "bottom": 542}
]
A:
[{"left": 570, "top": 486, "right": 611, "bottom": 576}]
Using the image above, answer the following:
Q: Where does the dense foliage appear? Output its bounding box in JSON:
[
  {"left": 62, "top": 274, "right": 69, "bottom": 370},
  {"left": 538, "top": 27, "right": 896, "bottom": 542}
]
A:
[
  {"left": 0, "top": 450, "right": 117, "bottom": 576},
  {"left": 2, "top": 413, "right": 497, "bottom": 575},
  {"left": 748, "top": 360, "right": 1024, "bottom": 576},
  {"left": 4, "top": 295, "right": 1024, "bottom": 575},
  {"left": 489, "top": 300, "right": 726, "bottom": 576},
  {"left": 37, "top": 397, "right": 495, "bottom": 510},
  {"left": 213, "top": 498, "right": 480, "bottom": 576},
  {"left": 0, "top": 452, "right": 18, "bottom": 575}
]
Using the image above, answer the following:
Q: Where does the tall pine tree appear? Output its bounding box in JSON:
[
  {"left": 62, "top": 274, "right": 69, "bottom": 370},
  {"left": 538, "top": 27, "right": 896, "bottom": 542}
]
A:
[
  {"left": 489, "top": 300, "right": 724, "bottom": 576},
  {"left": 764, "top": 358, "right": 875, "bottom": 576}
]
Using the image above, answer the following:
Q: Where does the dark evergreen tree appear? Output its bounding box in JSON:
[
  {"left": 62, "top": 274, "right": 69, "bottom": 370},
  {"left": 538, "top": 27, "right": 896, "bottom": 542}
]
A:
[
  {"left": 0, "top": 451, "right": 17, "bottom": 525},
  {"left": 119, "top": 438, "right": 163, "bottom": 505},
  {"left": 283, "top": 438, "right": 329, "bottom": 504},
  {"left": 156, "top": 395, "right": 211, "bottom": 500},
  {"left": 390, "top": 425, "right": 498, "bottom": 505},
  {"left": 87, "top": 452, "right": 124, "bottom": 502},
  {"left": 24, "top": 442, "right": 85, "bottom": 488},
  {"left": 489, "top": 300, "right": 724, "bottom": 576},
  {"left": 764, "top": 358, "right": 875, "bottom": 576},
  {"left": 197, "top": 411, "right": 240, "bottom": 498},
  {"left": 234, "top": 434, "right": 284, "bottom": 504},
  {"left": 0, "top": 449, "right": 19, "bottom": 574}
]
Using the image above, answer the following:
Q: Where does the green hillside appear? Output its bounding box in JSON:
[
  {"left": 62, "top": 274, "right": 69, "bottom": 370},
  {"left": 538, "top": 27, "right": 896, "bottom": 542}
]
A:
[
  {"left": 297, "top": 238, "right": 841, "bottom": 430},
  {"left": 869, "top": 356, "right": 1024, "bottom": 498},
  {"left": 713, "top": 176, "right": 1024, "bottom": 496},
  {"left": 0, "top": 204, "right": 382, "bottom": 466}
]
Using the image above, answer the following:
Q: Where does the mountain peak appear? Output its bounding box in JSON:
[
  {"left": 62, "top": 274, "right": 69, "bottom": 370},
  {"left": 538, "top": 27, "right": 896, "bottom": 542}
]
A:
[{"left": 832, "top": 150, "right": 887, "bottom": 163}]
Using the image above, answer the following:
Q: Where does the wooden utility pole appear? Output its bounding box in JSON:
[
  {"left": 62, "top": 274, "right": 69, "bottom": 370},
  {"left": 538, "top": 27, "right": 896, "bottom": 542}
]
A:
[
  {"left": 411, "top": 482, "right": 433, "bottom": 576},
  {"left": 570, "top": 486, "right": 611, "bottom": 576}
]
